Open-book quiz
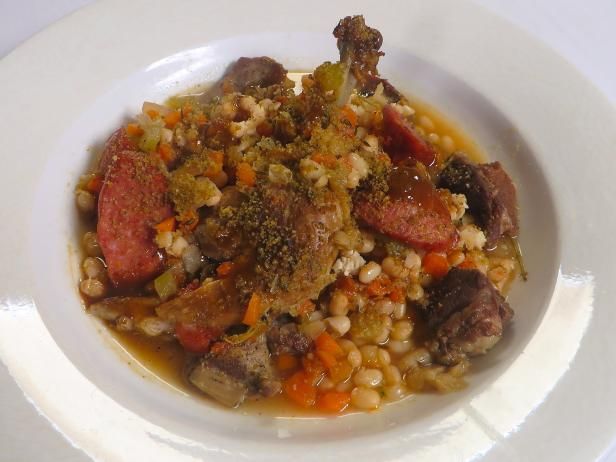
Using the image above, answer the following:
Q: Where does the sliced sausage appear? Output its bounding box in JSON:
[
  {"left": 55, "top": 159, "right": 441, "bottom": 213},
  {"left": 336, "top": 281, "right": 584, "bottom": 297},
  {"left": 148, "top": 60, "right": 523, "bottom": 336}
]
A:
[
  {"left": 354, "top": 164, "right": 457, "bottom": 251},
  {"left": 97, "top": 150, "right": 172, "bottom": 287},
  {"left": 382, "top": 104, "right": 436, "bottom": 167},
  {"left": 98, "top": 128, "right": 135, "bottom": 176}
]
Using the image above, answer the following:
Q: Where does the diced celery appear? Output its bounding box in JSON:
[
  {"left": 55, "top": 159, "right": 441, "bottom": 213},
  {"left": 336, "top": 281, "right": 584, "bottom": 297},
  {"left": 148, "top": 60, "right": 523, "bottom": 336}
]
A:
[
  {"left": 154, "top": 270, "right": 178, "bottom": 301},
  {"left": 139, "top": 126, "right": 161, "bottom": 152},
  {"left": 313, "top": 62, "right": 345, "bottom": 96}
]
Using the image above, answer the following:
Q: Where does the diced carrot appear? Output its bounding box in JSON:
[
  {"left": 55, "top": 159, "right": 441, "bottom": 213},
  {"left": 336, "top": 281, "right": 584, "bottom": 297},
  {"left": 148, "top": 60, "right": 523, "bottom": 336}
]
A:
[
  {"left": 236, "top": 162, "right": 256, "bottom": 187},
  {"left": 209, "top": 341, "right": 229, "bottom": 356},
  {"left": 336, "top": 276, "right": 358, "bottom": 296},
  {"left": 182, "top": 103, "right": 193, "bottom": 115},
  {"left": 302, "top": 356, "right": 326, "bottom": 385},
  {"left": 277, "top": 353, "right": 299, "bottom": 371},
  {"left": 242, "top": 292, "right": 262, "bottom": 326},
  {"left": 175, "top": 323, "right": 217, "bottom": 354},
  {"left": 158, "top": 143, "right": 175, "bottom": 165},
  {"left": 164, "top": 110, "right": 181, "bottom": 128},
  {"left": 366, "top": 275, "right": 392, "bottom": 297},
  {"left": 422, "top": 252, "right": 450, "bottom": 278},
  {"left": 328, "top": 360, "right": 353, "bottom": 384},
  {"left": 178, "top": 209, "right": 199, "bottom": 232},
  {"left": 196, "top": 113, "right": 208, "bottom": 126},
  {"left": 283, "top": 371, "right": 317, "bottom": 408},
  {"left": 126, "top": 123, "right": 144, "bottom": 136},
  {"left": 390, "top": 285, "right": 405, "bottom": 303},
  {"left": 316, "top": 391, "right": 351, "bottom": 413},
  {"left": 85, "top": 175, "right": 103, "bottom": 194},
  {"left": 340, "top": 105, "right": 358, "bottom": 127},
  {"left": 204, "top": 151, "right": 224, "bottom": 177},
  {"left": 315, "top": 332, "right": 345, "bottom": 358},
  {"left": 458, "top": 259, "right": 476, "bottom": 270},
  {"left": 216, "top": 261, "right": 234, "bottom": 278},
  {"left": 146, "top": 109, "right": 160, "bottom": 119},
  {"left": 155, "top": 216, "right": 176, "bottom": 233},
  {"left": 316, "top": 349, "right": 338, "bottom": 369},
  {"left": 311, "top": 152, "right": 337, "bottom": 168},
  {"left": 297, "top": 299, "right": 316, "bottom": 316}
]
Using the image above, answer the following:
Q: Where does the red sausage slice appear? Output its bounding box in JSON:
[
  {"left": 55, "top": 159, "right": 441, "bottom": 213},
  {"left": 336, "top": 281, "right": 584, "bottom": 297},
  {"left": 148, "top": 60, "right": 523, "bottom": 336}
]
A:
[
  {"left": 382, "top": 104, "right": 436, "bottom": 167},
  {"left": 97, "top": 150, "right": 172, "bottom": 287},
  {"left": 98, "top": 128, "right": 135, "bottom": 176},
  {"left": 354, "top": 164, "right": 457, "bottom": 251}
]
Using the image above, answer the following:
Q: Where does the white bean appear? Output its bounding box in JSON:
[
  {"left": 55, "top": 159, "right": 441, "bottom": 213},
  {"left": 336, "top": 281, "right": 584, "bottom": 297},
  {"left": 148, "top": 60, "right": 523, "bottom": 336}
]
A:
[
  {"left": 318, "top": 377, "right": 335, "bottom": 391},
  {"left": 346, "top": 169, "right": 361, "bottom": 189},
  {"left": 406, "top": 283, "right": 424, "bottom": 301},
  {"left": 325, "top": 316, "right": 351, "bottom": 336},
  {"left": 377, "top": 348, "right": 391, "bottom": 366},
  {"left": 138, "top": 317, "right": 171, "bottom": 337},
  {"left": 375, "top": 299, "right": 394, "bottom": 315},
  {"left": 404, "top": 250, "right": 422, "bottom": 270},
  {"left": 387, "top": 340, "right": 413, "bottom": 355},
  {"left": 384, "top": 384, "right": 406, "bottom": 401},
  {"left": 351, "top": 387, "right": 381, "bottom": 410},
  {"left": 418, "top": 115, "right": 435, "bottom": 131},
  {"left": 82, "top": 257, "right": 105, "bottom": 280},
  {"left": 329, "top": 292, "right": 349, "bottom": 316},
  {"left": 391, "top": 320, "right": 413, "bottom": 341},
  {"left": 359, "top": 345, "right": 379, "bottom": 367},
  {"left": 76, "top": 189, "right": 96, "bottom": 214},
  {"left": 392, "top": 302, "right": 407, "bottom": 320},
  {"left": 347, "top": 349, "right": 362, "bottom": 368},
  {"left": 381, "top": 256, "right": 404, "bottom": 278},
  {"left": 338, "top": 338, "right": 358, "bottom": 354},
  {"left": 354, "top": 368, "right": 383, "bottom": 388},
  {"left": 336, "top": 380, "right": 354, "bottom": 393},
  {"left": 359, "top": 261, "right": 381, "bottom": 284},
  {"left": 358, "top": 231, "right": 375, "bottom": 254},
  {"left": 82, "top": 231, "right": 102, "bottom": 257},
  {"left": 440, "top": 135, "right": 455, "bottom": 153},
  {"left": 80, "top": 279, "right": 106, "bottom": 299},
  {"left": 302, "top": 320, "right": 326, "bottom": 340},
  {"left": 383, "top": 364, "right": 402, "bottom": 385},
  {"left": 399, "top": 348, "right": 432, "bottom": 372}
]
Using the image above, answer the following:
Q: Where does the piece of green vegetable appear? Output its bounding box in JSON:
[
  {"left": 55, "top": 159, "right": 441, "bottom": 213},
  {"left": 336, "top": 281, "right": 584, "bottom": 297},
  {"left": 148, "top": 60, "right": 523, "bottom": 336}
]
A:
[{"left": 154, "top": 269, "right": 178, "bottom": 301}]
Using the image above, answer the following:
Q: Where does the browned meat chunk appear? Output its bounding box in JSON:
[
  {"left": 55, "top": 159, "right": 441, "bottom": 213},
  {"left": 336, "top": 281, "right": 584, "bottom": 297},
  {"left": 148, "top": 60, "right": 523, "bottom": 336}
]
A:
[
  {"left": 156, "top": 278, "right": 243, "bottom": 338},
  {"left": 382, "top": 104, "right": 437, "bottom": 167},
  {"left": 188, "top": 334, "right": 280, "bottom": 407},
  {"left": 266, "top": 319, "right": 312, "bottom": 356},
  {"left": 439, "top": 155, "right": 519, "bottom": 246},
  {"left": 239, "top": 183, "right": 344, "bottom": 310},
  {"left": 354, "top": 163, "right": 457, "bottom": 251},
  {"left": 423, "top": 268, "right": 514, "bottom": 365},
  {"left": 97, "top": 151, "right": 172, "bottom": 287},
  {"left": 333, "top": 15, "right": 384, "bottom": 93},
  {"left": 221, "top": 57, "right": 287, "bottom": 93}
]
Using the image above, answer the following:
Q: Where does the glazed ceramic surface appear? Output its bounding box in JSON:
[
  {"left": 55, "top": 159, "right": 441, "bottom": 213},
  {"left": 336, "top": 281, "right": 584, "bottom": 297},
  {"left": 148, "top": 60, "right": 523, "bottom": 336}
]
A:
[{"left": 1, "top": 0, "right": 615, "bottom": 460}]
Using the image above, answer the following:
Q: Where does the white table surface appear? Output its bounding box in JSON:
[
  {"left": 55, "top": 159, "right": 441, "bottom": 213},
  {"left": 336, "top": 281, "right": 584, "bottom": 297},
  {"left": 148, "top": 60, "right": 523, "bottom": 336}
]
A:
[{"left": 0, "top": 1, "right": 614, "bottom": 461}]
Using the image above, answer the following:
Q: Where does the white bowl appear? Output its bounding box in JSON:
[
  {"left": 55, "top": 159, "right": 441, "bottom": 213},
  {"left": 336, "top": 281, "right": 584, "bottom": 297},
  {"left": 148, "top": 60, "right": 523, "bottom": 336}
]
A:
[{"left": 1, "top": 0, "right": 615, "bottom": 460}]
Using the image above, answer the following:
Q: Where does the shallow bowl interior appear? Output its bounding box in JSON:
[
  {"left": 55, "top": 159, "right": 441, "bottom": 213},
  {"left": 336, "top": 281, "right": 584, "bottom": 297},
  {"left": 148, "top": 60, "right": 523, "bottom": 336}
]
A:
[{"left": 30, "top": 33, "right": 559, "bottom": 443}]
